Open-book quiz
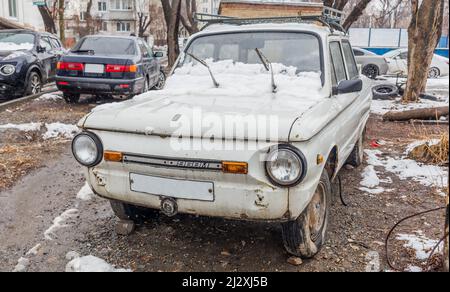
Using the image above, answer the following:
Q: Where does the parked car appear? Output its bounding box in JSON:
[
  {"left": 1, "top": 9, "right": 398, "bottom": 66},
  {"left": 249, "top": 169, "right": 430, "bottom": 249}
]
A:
[
  {"left": 383, "top": 48, "right": 450, "bottom": 78},
  {"left": 0, "top": 29, "right": 65, "bottom": 99},
  {"left": 353, "top": 47, "right": 389, "bottom": 79},
  {"left": 71, "top": 21, "right": 372, "bottom": 259},
  {"left": 56, "top": 35, "right": 166, "bottom": 103}
]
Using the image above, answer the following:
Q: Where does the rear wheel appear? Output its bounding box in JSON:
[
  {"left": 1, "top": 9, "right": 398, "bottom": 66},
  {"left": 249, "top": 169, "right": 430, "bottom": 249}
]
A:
[
  {"left": 281, "top": 170, "right": 332, "bottom": 258},
  {"left": 362, "top": 65, "right": 380, "bottom": 79},
  {"left": 428, "top": 67, "right": 440, "bottom": 79},
  {"left": 26, "top": 72, "right": 42, "bottom": 96},
  {"left": 63, "top": 93, "right": 80, "bottom": 103},
  {"left": 110, "top": 200, "right": 159, "bottom": 224}
]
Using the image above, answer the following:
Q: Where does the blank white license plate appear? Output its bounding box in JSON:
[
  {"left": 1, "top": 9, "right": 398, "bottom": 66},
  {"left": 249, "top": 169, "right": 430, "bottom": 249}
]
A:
[
  {"left": 84, "top": 64, "right": 104, "bottom": 73},
  {"left": 130, "top": 173, "right": 214, "bottom": 201}
]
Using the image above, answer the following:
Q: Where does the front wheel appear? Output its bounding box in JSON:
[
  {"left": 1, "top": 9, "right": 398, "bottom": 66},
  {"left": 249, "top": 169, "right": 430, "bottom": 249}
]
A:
[
  {"left": 362, "top": 65, "right": 380, "bottom": 79},
  {"left": 152, "top": 70, "right": 166, "bottom": 90},
  {"left": 110, "top": 200, "right": 159, "bottom": 224},
  {"left": 281, "top": 170, "right": 332, "bottom": 258},
  {"left": 26, "top": 72, "right": 42, "bottom": 96}
]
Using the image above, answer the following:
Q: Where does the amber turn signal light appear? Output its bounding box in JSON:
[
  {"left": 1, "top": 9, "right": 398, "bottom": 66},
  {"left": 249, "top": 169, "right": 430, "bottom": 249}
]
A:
[
  {"left": 104, "top": 151, "right": 123, "bottom": 162},
  {"left": 222, "top": 161, "right": 248, "bottom": 174}
]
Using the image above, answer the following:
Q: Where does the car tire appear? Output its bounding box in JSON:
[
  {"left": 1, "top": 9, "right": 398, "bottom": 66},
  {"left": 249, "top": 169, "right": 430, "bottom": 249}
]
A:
[
  {"left": 63, "top": 93, "right": 80, "bottom": 104},
  {"left": 346, "top": 127, "right": 365, "bottom": 168},
  {"left": 110, "top": 200, "right": 159, "bottom": 224},
  {"left": 362, "top": 65, "right": 380, "bottom": 79},
  {"left": 428, "top": 67, "right": 440, "bottom": 79},
  {"left": 152, "top": 70, "right": 166, "bottom": 90},
  {"left": 372, "top": 84, "right": 399, "bottom": 100},
  {"left": 25, "top": 71, "right": 42, "bottom": 96},
  {"left": 281, "top": 170, "right": 332, "bottom": 259}
]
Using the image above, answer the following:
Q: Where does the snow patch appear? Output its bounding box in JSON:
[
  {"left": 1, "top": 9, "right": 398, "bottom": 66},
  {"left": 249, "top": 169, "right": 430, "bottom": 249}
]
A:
[
  {"left": 371, "top": 98, "right": 449, "bottom": 116},
  {"left": 65, "top": 254, "right": 131, "bottom": 272},
  {"left": 42, "top": 123, "right": 80, "bottom": 140},
  {"left": 396, "top": 231, "right": 441, "bottom": 260},
  {"left": 405, "top": 139, "right": 441, "bottom": 155},
  {"left": 0, "top": 123, "right": 42, "bottom": 132},
  {"left": 25, "top": 243, "right": 42, "bottom": 256},
  {"left": 77, "top": 182, "right": 95, "bottom": 201},
  {"left": 44, "top": 208, "right": 79, "bottom": 241},
  {"left": 36, "top": 94, "right": 63, "bottom": 101},
  {"left": 12, "top": 257, "right": 30, "bottom": 272},
  {"left": 365, "top": 150, "right": 448, "bottom": 189},
  {"left": 360, "top": 165, "right": 380, "bottom": 188},
  {"left": 406, "top": 265, "right": 423, "bottom": 272}
]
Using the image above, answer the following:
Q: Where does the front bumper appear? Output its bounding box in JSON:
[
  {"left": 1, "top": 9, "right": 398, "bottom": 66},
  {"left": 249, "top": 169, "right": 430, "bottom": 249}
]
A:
[
  {"left": 0, "top": 75, "right": 24, "bottom": 98},
  {"left": 56, "top": 76, "right": 144, "bottom": 96}
]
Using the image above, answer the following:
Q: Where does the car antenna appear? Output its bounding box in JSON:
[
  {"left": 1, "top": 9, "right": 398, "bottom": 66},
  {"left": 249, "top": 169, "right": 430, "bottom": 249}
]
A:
[
  {"left": 255, "top": 48, "right": 277, "bottom": 93},
  {"left": 186, "top": 52, "right": 220, "bottom": 88}
]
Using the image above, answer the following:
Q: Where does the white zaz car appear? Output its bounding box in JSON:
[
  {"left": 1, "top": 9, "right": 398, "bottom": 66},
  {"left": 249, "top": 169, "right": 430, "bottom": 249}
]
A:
[
  {"left": 72, "top": 21, "right": 372, "bottom": 258},
  {"left": 384, "top": 48, "right": 449, "bottom": 78}
]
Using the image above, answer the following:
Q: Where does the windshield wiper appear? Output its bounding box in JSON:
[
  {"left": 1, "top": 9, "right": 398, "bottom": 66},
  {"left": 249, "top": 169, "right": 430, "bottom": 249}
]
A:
[
  {"left": 186, "top": 52, "right": 220, "bottom": 88},
  {"left": 255, "top": 48, "right": 277, "bottom": 93},
  {"left": 71, "top": 49, "right": 95, "bottom": 55}
]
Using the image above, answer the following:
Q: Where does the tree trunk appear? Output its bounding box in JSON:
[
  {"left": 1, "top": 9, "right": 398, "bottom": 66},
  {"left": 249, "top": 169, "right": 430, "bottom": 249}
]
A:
[
  {"left": 343, "top": 0, "right": 372, "bottom": 30},
  {"left": 58, "top": 0, "right": 65, "bottom": 44},
  {"left": 403, "top": 0, "right": 445, "bottom": 103},
  {"left": 38, "top": 5, "right": 57, "bottom": 34},
  {"left": 383, "top": 106, "right": 449, "bottom": 121},
  {"left": 181, "top": 0, "right": 199, "bottom": 35},
  {"left": 161, "top": 0, "right": 182, "bottom": 68},
  {"left": 445, "top": 195, "right": 449, "bottom": 272},
  {"left": 86, "top": 0, "right": 94, "bottom": 35},
  {"left": 138, "top": 13, "right": 151, "bottom": 38}
]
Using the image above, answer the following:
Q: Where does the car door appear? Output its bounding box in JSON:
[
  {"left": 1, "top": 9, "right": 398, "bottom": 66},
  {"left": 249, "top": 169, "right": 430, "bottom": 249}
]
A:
[
  {"left": 330, "top": 40, "right": 366, "bottom": 164},
  {"left": 137, "top": 39, "right": 153, "bottom": 82},
  {"left": 142, "top": 40, "right": 159, "bottom": 86},
  {"left": 38, "top": 36, "right": 56, "bottom": 81}
]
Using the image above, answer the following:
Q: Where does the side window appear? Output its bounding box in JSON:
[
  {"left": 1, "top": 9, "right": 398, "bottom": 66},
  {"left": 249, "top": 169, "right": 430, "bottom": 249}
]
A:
[
  {"left": 353, "top": 49, "right": 364, "bottom": 56},
  {"left": 50, "top": 38, "right": 61, "bottom": 48},
  {"left": 342, "top": 41, "right": 359, "bottom": 79},
  {"left": 144, "top": 42, "right": 154, "bottom": 58},
  {"left": 138, "top": 40, "right": 149, "bottom": 58},
  {"left": 39, "top": 37, "right": 52, "bottom": 51},
  {"left": 330, "top": 42, "right": 347, "bottom": 85}
]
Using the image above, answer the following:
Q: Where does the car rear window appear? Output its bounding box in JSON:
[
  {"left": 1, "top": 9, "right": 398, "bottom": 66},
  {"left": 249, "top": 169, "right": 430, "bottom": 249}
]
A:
[{"left": 77, "top": 37, "right": 136, "bottom": 55}]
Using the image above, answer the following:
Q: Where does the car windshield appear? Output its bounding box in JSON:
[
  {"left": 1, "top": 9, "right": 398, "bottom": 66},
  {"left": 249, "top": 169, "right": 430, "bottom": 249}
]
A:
[
  {"left": 0, "top": 32, "right": 35, "bottom": 51},
  {"left": 76, "top": 37, "right": 136, "bottom": 55},
  {"left": 182, "top": 32, "right": 322, "bottom": 76}
]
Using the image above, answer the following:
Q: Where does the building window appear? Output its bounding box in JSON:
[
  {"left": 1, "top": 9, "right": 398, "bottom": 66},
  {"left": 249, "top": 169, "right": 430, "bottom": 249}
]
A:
[
  {"left": 8, "top": 0, "right": 18, "bottom": 18},
  {"left": 112, "top": 0, "right": 132, "bottom": 10},
  {"left": 80, "top": 12, "right": 86, "bottom": 21},
  {"left": 117, "top": 22, "right": 131, "bottom": 32},
  {"left": 98, "top": 1, "right": 107, "bottom": 12}
]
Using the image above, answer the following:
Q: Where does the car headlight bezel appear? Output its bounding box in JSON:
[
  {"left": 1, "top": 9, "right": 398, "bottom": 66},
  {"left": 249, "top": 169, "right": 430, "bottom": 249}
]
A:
[
  {"left": 265, "top": 144, "right": 307, "bottom": 188},
  {"left": 0, "top": 64, "right": 16, "bottom": 76},
  {"left": 72, "top": 132, "right": 103, "bottom": 167}
]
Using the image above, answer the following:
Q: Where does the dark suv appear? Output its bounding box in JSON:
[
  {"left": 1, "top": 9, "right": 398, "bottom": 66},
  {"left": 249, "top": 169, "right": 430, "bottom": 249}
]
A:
[
  {"left": 0, "top": 29, "right": 65, "bottom": 100},
  {"left": 56, "top": 35, "right": 166, "bottom": 103}
]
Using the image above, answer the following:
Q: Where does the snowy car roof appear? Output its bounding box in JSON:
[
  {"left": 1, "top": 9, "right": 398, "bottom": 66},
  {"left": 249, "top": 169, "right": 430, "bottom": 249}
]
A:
[{"left": 199, "top": 22, "right": 340, "bottom": 38}]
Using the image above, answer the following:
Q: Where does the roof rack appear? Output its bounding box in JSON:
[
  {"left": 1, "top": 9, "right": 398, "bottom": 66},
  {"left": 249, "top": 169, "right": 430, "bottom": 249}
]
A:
[{"left": 194, "top": 6, "right": 346, "bottom": 34}]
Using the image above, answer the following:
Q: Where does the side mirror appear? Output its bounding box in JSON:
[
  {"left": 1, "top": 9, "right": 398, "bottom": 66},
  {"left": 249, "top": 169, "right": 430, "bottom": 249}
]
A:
[
  {"left": 37, "top": 46, "right": 46, "bottom": 53},
  {"left": 153, "top": 51, "right": 164, "bottom": 58},
  {"left": 333, "top": 79, "right": 363, "bottom": 95}
]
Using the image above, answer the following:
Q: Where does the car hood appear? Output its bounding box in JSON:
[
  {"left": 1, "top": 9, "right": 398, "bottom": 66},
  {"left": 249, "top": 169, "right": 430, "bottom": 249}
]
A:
[
  {"left": 81, "top": 61, "right": 329, "bottom": 141},
  {"left": 0, "top": 50, "right": 30, "bottom": 61}
]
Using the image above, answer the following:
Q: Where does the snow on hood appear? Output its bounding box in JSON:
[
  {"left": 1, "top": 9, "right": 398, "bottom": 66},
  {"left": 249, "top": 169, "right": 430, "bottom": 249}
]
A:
[{"left": 83, "top": 60, "right": 326, "bottom": 141}]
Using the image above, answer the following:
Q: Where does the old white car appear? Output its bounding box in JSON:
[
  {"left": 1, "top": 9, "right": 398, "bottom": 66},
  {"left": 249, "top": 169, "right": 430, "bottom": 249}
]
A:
[{"left": 72, "top": 19, "right": 372, "bottom": 258}]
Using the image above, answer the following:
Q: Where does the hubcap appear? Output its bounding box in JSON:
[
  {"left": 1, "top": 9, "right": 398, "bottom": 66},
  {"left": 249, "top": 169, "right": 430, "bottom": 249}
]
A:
[
  {"left": 308, "top": 182, "right": 327, "bottom": 242},
  {"left": 30, "top": 75, "right": 41, "bottom": 95},
  {"left": 428, "top": 68, "right": 439, "bottom": 79},
  {"left": 363, "top": 66, "right": 378, "bottom": 79}
]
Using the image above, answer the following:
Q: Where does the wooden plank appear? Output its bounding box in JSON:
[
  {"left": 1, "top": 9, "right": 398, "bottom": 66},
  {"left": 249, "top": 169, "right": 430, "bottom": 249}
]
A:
[{"left": 219, "top": 2, "right": 324, "bottom": 18}]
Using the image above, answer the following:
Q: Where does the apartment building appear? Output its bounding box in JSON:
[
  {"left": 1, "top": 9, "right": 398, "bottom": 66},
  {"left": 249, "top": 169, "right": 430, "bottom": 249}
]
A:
[
  {"left": 0, "top": 0, "right": 44, "bottom": 30},
  {"left": 197, "top": 0, "right": 221, "bottom": 14}
]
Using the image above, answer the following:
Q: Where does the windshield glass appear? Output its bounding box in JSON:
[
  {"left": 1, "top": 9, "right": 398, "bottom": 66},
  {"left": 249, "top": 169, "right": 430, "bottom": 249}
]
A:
[
  {"left": 0, "top": 32, "right": 35, "bottom": 51},
  {"left": 76, "top": 37, "right": 136, "bottom": 55},
  {"left": 182, "top": 32, "right": 322, "bottom": 76}
]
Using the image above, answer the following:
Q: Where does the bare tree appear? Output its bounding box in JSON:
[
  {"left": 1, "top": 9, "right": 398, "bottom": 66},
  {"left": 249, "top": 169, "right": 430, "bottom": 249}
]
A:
[
  {"left": 58, "top": 0, "right": 65, "bottom": 44},
  {"left": 324, "top": 0, "right": 374, "bottom": 29},
  {"left": 181, "top": 0, "right": 199, "bottom": 35},
  {"left": 403, "top": 0, "right": 445, "bottom": 102},
  {"left": 38, "top": 1, "right": 57, "bottom": 34},
  {"left": 161, "top": 0, "right": 182, "bottom": 68},
  {"left": 136, "top": 0, "right": 152, "bottom": 38},
  {"left": 149, "top": 4, "right": 167, "bottom": 46}
]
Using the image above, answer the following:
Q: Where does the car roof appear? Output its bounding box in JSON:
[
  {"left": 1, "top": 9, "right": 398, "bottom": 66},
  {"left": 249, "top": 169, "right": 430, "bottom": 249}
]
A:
[
  {"left": 84, "top": 35, "right": 139, "bottom": 41},
  {"left": 198, "top": 22, "right": 342, "bottom": 39},
  {"left": 0, "top": 29, "right": 58, "bottom": 38}
]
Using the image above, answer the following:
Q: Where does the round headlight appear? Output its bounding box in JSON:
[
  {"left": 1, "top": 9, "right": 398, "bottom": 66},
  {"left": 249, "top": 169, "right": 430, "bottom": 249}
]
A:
[
  {"left": 265, "top": 145, "right": 307, "bottom": 187},
  {"left": 72, "top": 132, "right": 103, "bottom": 167},
  {"left": 0, "top": 65, "right": 16, "bottom": 76}
]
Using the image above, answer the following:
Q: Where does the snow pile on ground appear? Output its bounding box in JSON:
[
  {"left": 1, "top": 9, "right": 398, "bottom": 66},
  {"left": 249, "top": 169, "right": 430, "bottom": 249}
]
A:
[
  {"left": 37, "top": 94, "right": 63, "bottom": 101},
  {"left": 396, "top": 231, "right": 441, "bottom": 260},
  {"left": 0, "top": 123, "right": 42, "bottom": 132},
  {"left": 44, "top": 208, "right": 79, "bottom": 241},
  {"left": 42, "top": 123, "right": 80, "bottom": 140},
  {"left": 359, "top": 164, "right": 393, "bottom": 195},
  {"left": 12, "top": 257, "right": 30, "bottom": 272},
  {"left": 405, "top": 139, "right": 441, "bottom": 155},
  {"left": 0, "top": 42, "right": 34, "bottom": 51},
  {"left": 365, "top": 149, "right": 448, "bottom": 189},
  {"left": 76, "top": 182, "right": 95, "bottom": 201},
  {"left": 371, "top": 98, "right": 449, "bottom": 115},
  {"left": 65, "top": 253, "right": 131, "bottom": 272}
]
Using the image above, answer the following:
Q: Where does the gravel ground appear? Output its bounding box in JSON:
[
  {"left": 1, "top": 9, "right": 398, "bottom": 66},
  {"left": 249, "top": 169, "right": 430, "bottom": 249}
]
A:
[{"left": 0, "top": 94, "right": 448, "bottom": 272}]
